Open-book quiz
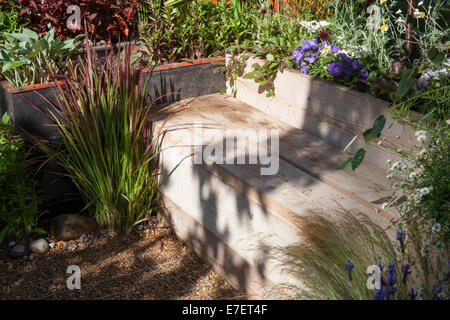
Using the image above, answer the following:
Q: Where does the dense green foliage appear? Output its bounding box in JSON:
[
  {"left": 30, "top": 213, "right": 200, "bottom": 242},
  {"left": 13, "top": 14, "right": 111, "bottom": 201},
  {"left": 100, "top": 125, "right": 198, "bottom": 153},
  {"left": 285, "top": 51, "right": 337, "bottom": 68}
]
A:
[
  {"left": 0, "top": 113, "right": 45, "bottom": 243},
  {"left": 0, "top": 28, "right": 81, "bottom": 86}
]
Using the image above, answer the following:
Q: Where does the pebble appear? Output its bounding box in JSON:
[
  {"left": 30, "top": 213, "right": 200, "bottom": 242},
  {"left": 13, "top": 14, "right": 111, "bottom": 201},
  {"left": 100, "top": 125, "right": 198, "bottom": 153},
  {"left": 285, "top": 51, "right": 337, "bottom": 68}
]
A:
[
  {"left": 29, "top": 238, "right": 49, "bottom": 254},
  {"left": 29, "top": 254, "right": 34, "bottom": 261},
  {"left": 22, "top": 255, "right": 29, "bottom": 261},
  {"left": 108, "top": 232, "right": 118, "bottom": 239},
  {"left": 49, "top": 242, "right": 55, "bottom": 249},
  {"left": 136, "top": 225, "right": 143, "bottom": 231},
  {"left": 9, "top": 244, "right": 27, "bottom": 258},
  {"left": 8, "top": 241, "right": 16, "bottom": 247}
]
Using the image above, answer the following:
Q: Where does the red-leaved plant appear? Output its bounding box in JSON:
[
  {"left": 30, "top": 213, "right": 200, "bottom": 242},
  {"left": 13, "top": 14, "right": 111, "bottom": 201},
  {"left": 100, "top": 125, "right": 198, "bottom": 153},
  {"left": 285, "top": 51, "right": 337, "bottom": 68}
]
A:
[
  {"left": 17, "top": 0, "right": 143, "bottom": 42},
  {"left": 30, "top": 35, "right": 170, "bottom": 233}
]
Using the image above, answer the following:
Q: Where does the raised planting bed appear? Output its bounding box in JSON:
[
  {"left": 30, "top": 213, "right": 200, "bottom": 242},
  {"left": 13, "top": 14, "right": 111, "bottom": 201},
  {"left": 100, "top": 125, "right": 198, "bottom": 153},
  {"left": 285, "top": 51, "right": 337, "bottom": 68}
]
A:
[
  {"left": 0, "top": 57, "right": 226, "bottom": 205},
  {"left": 226, "top": 53, "right": 418, "bottom": 170},
  {"left": 0, "top": 56, "right": 225, "bottom": 141}
]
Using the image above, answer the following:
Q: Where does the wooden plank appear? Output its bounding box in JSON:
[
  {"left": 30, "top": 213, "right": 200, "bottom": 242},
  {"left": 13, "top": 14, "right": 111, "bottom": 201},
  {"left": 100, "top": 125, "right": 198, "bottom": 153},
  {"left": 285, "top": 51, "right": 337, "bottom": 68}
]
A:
[
  {"left": 154, "top": 94, "right": 397, "bottom": 224},
  {"left": 153, "top": 95, "right": 397, "bottom": 293},
  {"left": 161, "top": 195, "right": 271, "bottom": 299}
]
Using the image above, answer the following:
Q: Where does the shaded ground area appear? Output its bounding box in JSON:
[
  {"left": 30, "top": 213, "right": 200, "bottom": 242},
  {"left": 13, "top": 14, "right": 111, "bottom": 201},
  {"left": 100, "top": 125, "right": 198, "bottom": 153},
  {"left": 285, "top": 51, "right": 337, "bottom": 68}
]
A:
[{"left": 0, "top": 228, "right": 242, "bottom": 300}]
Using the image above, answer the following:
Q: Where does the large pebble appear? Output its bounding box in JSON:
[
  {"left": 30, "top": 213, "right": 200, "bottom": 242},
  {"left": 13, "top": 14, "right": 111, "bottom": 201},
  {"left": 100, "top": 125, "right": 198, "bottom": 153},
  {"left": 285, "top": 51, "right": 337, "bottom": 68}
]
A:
[
  {"left": 29, "top": 238, "right": 49, "bottom": 254},
  {"left": 49, "top": 214, "right": 98, "bottom": 241},
  {"left": 8, "top": 244, "right": 27, "bottom": 258}
]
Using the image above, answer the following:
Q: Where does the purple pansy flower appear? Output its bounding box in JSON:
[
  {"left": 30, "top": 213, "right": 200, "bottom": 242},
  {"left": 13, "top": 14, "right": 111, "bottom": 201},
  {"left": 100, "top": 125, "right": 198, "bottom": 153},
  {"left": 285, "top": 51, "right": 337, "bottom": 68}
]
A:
[
  {"left": 339, "top": 52, "right": 352, "bottom": 63},
  {"left": 319, "top": 41, "right": 328, "bottom": 50},
  {"left": 343, "top": 64, "right": 355, "bottom": 76},
  {"left": 309, "top": 38, "right": 319, "bottom": 52},
  {"left": 348, "top": 59, "right": 360, "bottom": 71},
  {"left": 331, "top": 43, "right": 339, "bottom": 54},
  {"left": 292, "top": 47, "right": 304, "bottom": 63},
  {"left": 300, "top": 61, "right": 310, "bottom": 75},
  {"left": 418, "top": 79, "right": 428, "bottom": 88},
  {"left": 360, "top": 69, "right": 369, "bottom": 79},
  {"left": 328, "top": 61, "right": 344, "bottom": 77},
  {"left": 304, "top": 53, "right": 317, "bottom": 64},
  {"left": 301, "top": 39, "right": 312, "bottom": 52}
]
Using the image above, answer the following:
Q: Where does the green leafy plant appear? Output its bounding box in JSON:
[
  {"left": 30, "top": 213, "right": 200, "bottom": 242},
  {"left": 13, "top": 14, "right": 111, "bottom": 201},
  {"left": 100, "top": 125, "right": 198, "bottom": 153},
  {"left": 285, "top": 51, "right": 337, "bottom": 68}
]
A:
[
  {"left": 33, "top": 41, "right": 164, "bottom": 234},
  {"left": 0, "top": 3, "right": 22, "bottom": 35},
  {"left": 0, "top": 113, "right": 46, "bottom": 243},
  {"left": 138, "top": 0, "right": 258, "bottom": 66},
  {"left": 0, "top": 28, "right": 82, "bottom": 87},
  {"left": 379, "top": 120, "right": 450, "bottom": 243},
  {"left": 336, "top": 115, "right": 386, "bottom": 171}
]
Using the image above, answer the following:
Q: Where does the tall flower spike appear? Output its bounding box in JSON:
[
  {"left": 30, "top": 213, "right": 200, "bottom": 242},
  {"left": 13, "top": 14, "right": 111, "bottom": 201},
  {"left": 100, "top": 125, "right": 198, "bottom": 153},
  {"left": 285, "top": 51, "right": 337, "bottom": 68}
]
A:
[
  {"left": 396, "top": 230, "right": 406, "bottom": 254},
  {"left": 401, "top": 264, "right": 412, "bottom": 284},
  {"left": 345, "top": 260, "right": 354, "bottom": 281}
]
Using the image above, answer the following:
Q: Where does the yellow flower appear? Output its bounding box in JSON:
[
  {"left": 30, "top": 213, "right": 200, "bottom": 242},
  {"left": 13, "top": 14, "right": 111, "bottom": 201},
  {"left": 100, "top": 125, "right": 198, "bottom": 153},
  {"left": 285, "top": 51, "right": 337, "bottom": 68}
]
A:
[
  {"left": 380, "top": 0, "right": 387, "bottom": 3},
  {"left": 380, "top": 24, "right": 388, "bottom": 32},
  {"left": 420, "top": 11, "right": 425, "bottom": 18}
]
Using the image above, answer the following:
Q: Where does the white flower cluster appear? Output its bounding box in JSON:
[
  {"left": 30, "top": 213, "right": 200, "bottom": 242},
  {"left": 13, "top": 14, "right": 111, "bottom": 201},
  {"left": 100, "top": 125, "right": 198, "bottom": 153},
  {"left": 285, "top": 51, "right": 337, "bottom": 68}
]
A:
[
  {"left": 298, "top": 20, "right": 331, "bottom": 32},
  {"left": 346, "top": 44, "right": 371, "bottom": 59},
  {"left": 412, "top": 186, "right": 432, "bottom": 199},
  {"left": 419, "top": 67, "right": 449, "bottom": 83},
  {"left": 415, "top": 130, "right": 427, "bottom": 143}
]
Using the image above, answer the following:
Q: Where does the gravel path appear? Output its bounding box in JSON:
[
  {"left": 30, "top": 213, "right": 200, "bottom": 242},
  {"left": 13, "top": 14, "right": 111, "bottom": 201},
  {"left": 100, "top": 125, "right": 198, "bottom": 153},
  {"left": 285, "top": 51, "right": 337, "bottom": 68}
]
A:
[{"left": 0, "top": 227, "right": 242, "bottom": 300}]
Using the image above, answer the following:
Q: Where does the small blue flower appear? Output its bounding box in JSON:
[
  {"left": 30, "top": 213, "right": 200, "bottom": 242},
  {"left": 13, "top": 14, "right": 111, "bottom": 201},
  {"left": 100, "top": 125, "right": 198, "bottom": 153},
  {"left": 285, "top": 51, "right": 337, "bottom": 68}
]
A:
[
  {"left": 401, "top": 264, "right": 412, "bottom": 284},
  {"left": 328, "top": 61, "right": 344, "bottom": 77},
  {"left": 408, "top": 288, "right": 418, "bottom": 300},
  {"left": 304, "top": 53, "right": 317, "bottom": 64},
  {"left": 292, "top": 47, "right": 304, "bottom": 63},
  {"left": 331, "top": 43, "right": 340, "bottom": 54},
  {"left": 396, "top": 230, "right": 406, "bottom": 242},
  {"left": 396, "top": 230, "right": 406, "bottom": 253},
  {"left": 387, "top": 261, "right": 397, "bottom": 287},
  {"left": 376, "top": 262, "right": 384, "bottom": 272},
  {"left": 345, "top": 260, "right": 354, "bottom": 281},
  {"left": 374, "top": 287, "right": 386, "bottom": 300},
  {"left": 339, "top": 52, "right": 352, "bottom": 63},
  {"left": 432, "top": 284, "right": 444, "bottom": 300},
  {"left": 300, "top": 61, "right": 310, "bottom": 75}
]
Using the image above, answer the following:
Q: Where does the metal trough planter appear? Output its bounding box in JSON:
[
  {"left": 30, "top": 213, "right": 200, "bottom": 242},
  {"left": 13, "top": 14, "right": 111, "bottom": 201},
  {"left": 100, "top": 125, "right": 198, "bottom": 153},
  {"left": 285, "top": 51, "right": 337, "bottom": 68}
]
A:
[{"left": 0, "top": 56, "right": 226, "bottom": 205}]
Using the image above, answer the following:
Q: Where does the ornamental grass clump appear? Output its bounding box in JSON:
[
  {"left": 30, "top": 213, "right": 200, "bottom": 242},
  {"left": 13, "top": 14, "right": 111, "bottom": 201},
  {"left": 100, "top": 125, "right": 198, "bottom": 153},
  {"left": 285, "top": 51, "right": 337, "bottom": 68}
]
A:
[
  {"left": 36, "top": 40, "right": 163, "bottom": 234},
  {"left": 268, "top": 209, "right": 448, "bottom": 300},
  {"left": 269, "top": 209, "right": 405, "bottom": 300}
]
